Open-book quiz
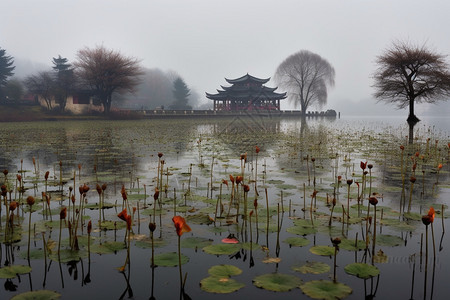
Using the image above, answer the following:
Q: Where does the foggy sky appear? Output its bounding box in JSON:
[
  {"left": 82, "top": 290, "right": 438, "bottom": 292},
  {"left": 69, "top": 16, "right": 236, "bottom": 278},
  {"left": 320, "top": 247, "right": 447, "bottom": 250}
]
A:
[{"left": 2, "top": 0, "right": 450, "bottom": 116}]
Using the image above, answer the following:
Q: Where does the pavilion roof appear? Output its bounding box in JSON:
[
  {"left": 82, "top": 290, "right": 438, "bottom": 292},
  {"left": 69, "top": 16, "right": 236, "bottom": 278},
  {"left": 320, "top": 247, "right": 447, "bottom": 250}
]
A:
[{"left": 206, "top": 73, "right": 286, "bottom": 101}]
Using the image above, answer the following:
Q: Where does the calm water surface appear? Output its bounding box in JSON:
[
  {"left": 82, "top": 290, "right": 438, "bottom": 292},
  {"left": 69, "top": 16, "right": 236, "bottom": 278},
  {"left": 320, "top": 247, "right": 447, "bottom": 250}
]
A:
[{"left": 0, "top": 116, "right": 448, "bottom": 300}]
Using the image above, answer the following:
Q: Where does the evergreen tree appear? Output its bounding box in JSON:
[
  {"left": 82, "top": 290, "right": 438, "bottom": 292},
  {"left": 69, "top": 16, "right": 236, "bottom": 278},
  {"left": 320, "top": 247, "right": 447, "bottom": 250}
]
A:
[
  {"left": 52, "top": 55, "right": 75, "bottom": 111},
  {"left": 169, "top": 77, "right": 192, "bottom": 110},
  {"left": 0, "top": 47, "right": 15, "bottom": 100}
]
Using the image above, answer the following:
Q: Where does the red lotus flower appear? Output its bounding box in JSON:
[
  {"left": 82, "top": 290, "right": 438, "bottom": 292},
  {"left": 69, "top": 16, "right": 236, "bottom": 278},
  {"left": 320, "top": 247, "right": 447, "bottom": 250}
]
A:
[
  {"left": 222, "top": 234, "right": 239, "bottom": 244},
  {"left": 172, "top": 216, "right": 191, "bottom": 236},
  {"left": 229, "top": 174, "right": 235, "bottom": 183},
  {"left": 118, "top": 208, "right": 128, "bottom": 222},
  {"left": 222, "top": 179, "right": 228, "bottom": 187},
  {"left": 438, "top": 163, "right": 443, "bottom": 170},
  {"left": 360, "top": 161, "right": 367, "bottom": 170},
  {"left": 428, "top": 207, "right": 435, "bottom": 223},
  {"left": 235, "top": 176, "right": 243, "bottom": 185}
]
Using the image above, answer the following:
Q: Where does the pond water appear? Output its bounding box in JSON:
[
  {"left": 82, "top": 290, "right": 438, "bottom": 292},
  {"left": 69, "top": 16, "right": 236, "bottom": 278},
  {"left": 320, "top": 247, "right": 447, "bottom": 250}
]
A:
[{"left": 0, "top": 115, "right": 449, "bottom": 300}]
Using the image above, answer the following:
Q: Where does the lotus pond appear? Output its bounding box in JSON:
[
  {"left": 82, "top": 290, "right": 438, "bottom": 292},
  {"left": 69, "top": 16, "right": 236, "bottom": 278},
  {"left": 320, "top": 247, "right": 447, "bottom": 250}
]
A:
[{"left": 0, "top": 115, "right": 449, "bottom": 300}]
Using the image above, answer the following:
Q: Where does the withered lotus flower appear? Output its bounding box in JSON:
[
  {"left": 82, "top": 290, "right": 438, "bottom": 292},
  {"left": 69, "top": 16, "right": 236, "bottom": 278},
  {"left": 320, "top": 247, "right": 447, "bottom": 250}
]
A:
[
  {"left": 235, "top": 176, "right": 243, "bottom": 185},
  {"left": 153, "top": 188, "right": 159, "bottom": 201},
  {"left": 346, "top": 179, "right": 353, "bottom": 185},
  {"left": 255, "top": 146, "right": 260, "bottom": 153},
  {"left": 422, "top": 215, "right": 432, "bottom": 226},
  {"left": 243, "top": 184, "right": 250, "bottom": 192},
  {"left": 369, "top": 197, "right": 378, "bottom": 206},
  {"left": 60, "top": 207, "right": 67, "bottom": 219},
  {"left": 172, "top": 216, "right": 191, "bottom": 236},
  {"left": 3, "top": 169, "right": 8, "bottom": 176},
  {"left": 102, "top": 183, "right": 107, "bottom": 191},
  {"left": 45, "top": 171, "right": 49, "bottom": 180},
  {"left": 9, "top": 201, "right": 18, "bottom": 211},
  {"left": 26, "top": 196, "right": 35, "bottom": 206},
  {"left": 96, "top": 184, "right": 102, "bottom": 195},
  {"left": 157, "top": 152, "right": 163, "bottom": 158},
  {"left": 149, "top": 222, "right": 156, "bottom": 232},
  {"left": 222, "top": 179, "right": 228, "bottom": 187},
  {"left": 229, "top": 174, "right": 235, "bottom": 183},
  {"left": 87, "top": 220, "right": 92, "bottom": 234}
]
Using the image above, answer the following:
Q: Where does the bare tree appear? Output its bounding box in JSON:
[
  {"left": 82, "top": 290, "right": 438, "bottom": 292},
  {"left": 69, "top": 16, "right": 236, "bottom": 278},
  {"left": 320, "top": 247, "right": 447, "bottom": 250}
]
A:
[
  {"left": 24, "top": 71, "right": 55, "bottom": 110},
  {"left": 373, "top": 41, "right": 450, "bottom": 123},
  {"left": 274, "top": 50, "right": 335, "bottom": 115},
  {"left": 74, "top": 46, "right": 144, "bottom": 114}
]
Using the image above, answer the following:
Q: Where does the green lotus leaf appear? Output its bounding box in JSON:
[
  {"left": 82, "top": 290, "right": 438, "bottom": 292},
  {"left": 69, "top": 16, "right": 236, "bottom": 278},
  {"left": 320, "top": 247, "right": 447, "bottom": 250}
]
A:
[
  {"left": 99, "top": 220, "right": 127, "bottom": 230},
  {"left": 10, "top": 290, "right": 61, "bottom": 300},
  {"left": 200, "top": 276, "right": 245, "bottom": 293},
  {"left": 376, "top": 234, "right": 403, "bottom": 246},
  {"left": 240, "top": 242, "right": 261, "bottom": 250},
  {"left": 284, "top": 237, "right": 310, "bottom": 247},
  {"left": 253, "top": 273, "right": 302, "bottom": 292},
  {"left": 344, "top": 262, "right": 380, "bottom": 279},
  {"left": 153, "top": 252, "right": 189, "bottom": 267},
  {"left": 208, "top": 264, "right": 242, "bottom": 277},
  {"left": 181, "top": 237, "right": 213, "bottom": 249},
  {"left": 300, "top": 280, "right": 352, "bottom": 300},
  {"left": 135, "top": 238, "right": 167, "bottom": 249},
  {"left": 90, "top": 241, "right": 126, "bottom": 254},
  {"left": 203, "top": 244, "right": 241, "bottom": 255},
  {"left": 309, "top": 245, "right": 336, "bottom": 256},
  {"left": 403, "top": 212, "right": 421, "bottom": 221},
  {"left": 292, "top": 219, "right": 315, "bottom": 227},
  {"left": 286, "top": 225, "right": 317, "bottom": 236},
  {"left": 339, "top": 238, "right": 366, "bottom": 251},
  {"left": 292, "top": 261, "right": 330, "bottom": 274},
  {"left": 186, "top": 213, "right": 214, "bottom": 225},
  {"left": 0, "top": 265, "right": 32, "bottom": 279},
  {"left": 19, "top": 248, "right": 45, "bottom": 260}
]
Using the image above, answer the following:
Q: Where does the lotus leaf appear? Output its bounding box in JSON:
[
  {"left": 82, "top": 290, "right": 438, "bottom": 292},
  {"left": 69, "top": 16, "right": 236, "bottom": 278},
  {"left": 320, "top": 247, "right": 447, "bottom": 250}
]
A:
[
  {"left": 300, "top": 280, "right": 352, "bottom": 300},
  {"left": 253, "top": 273, "right": 302, "bottom": 292},
  {"left": 344, "top": 262, "right": 380, "bottom": 279}
]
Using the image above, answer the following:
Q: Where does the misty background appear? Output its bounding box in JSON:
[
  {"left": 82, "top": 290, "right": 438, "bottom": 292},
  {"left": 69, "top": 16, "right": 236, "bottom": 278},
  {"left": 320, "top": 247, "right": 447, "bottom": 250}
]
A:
[{"left": 2, "top": 0, "right": 450, "bottom": 116}]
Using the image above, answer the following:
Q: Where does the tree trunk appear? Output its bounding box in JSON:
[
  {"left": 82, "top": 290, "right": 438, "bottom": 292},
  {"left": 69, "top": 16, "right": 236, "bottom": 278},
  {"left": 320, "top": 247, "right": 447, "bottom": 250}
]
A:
[{"left": 407, "top": 97, "right": 420, "bottom": 123}]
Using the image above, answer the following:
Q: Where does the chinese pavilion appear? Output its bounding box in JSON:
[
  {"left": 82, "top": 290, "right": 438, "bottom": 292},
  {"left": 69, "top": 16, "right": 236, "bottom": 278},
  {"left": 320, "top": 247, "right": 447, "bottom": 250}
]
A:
[{"left": 206, "top": 74, "right": 287, "bottom": 111}]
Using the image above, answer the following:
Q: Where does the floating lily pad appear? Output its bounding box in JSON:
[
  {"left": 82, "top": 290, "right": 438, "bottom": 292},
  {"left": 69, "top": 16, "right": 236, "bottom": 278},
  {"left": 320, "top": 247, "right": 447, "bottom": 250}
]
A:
[
  {"left": 344, "top": 262, "right": 380, "bottom": 279},
  {"left": 309, "top": 245, "right": 336, "bottom": 256},
  {"left": 403, "top": 212, "right": 421, "bottom": 221},
  {"left": 300, "top": 280, "right": 352, "bottom": 300},
  {"left": 241, "top": 242, "right": 260, "bottom": 250},
  {"left": 203, "top": 244, "right": 241, "bottom": 255},
  {"left": 180, "top": 236, "right": 213, "bottom": 248},
  {"left": 339, "top": 238, "right": 366, "bottom": 251},
  {"left": 208, "top": 264, "right": 242, "bottom": 277},
  {"left": 135, "top": 238, "right": 167, "bottom": 249},
  {"left": 287, "top": 225, "right": 317, "bottom": 236},
  {"left": 0, "top": 265, "right": 32, "bottom": 279},
  {"left": 376, "top": 234, "right": 403, "bottom": 246},
  {"left": 200, "top": 276, "right": 245, "bottom": 293},
  {"left": 11, "top": 289, "right": 61, "bottom": 300},
  {"left": 284, "top": 237, "right": 310, "bottom": 247},
  {"left": 253, "top": 273, "right": 302, "bottom": 292},
  {"left": 19, "top": 248, "right": 45, "bottom": 260},
  {"left": 153, "top": 252, "right": 189, "bottom": 267},
  {"left": 293, "top": 261, "right": 330, "bottom": 274},
  {"left": 90, "top": 241, "right": 126, "bottom": 254}
]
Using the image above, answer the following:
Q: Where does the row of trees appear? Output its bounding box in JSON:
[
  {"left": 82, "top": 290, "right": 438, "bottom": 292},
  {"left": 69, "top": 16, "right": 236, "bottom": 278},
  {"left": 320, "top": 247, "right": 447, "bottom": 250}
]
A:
[
  {"left": 274, "top": 41, "right": 450, "bottom": 121},
  {"left": 2, "top": 41, "right": 450, "bottom": 119},
  {"left": 0, "top": 46, "right": 196, "bottom": 113}
]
